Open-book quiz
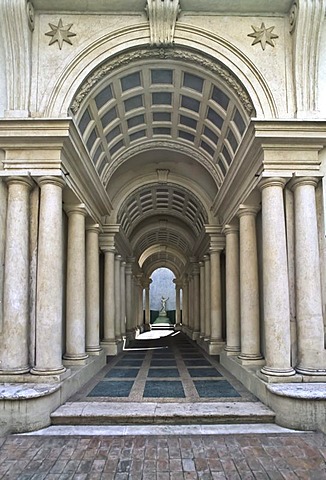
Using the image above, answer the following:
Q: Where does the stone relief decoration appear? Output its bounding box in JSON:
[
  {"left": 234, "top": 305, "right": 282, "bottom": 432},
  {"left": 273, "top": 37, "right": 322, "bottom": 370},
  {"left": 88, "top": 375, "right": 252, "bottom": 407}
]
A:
[
  {"left": 0, "top": 0, "right": 33, "bottom": 116},
  {"left": 247, "top": 23, "right": 279, "bottom": 50},
  {"left": 289, "top": 0, "right": 326, "bottom": 116},
  {"left": 157, "top": 169, "right": 170, "bottom": 184},
  {"left": 145, "top": 0, "right": 181, "bottom": 46},
  {"left": 45, "top": 19, "right": 76, "bottom": 49},
  {"left": 70, "top": 48, "right": 253, "bottom": 115}
]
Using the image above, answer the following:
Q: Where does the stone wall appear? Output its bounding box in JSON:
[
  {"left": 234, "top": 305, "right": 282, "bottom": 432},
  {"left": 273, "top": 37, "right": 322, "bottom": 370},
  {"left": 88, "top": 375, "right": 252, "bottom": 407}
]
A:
[{"left": 149, "top": 268, "right": 176, "bottom": 311}]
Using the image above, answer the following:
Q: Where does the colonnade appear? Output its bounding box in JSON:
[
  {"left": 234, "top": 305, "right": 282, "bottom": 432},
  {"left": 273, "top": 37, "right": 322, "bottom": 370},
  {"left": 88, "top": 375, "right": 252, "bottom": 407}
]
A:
[
  {"left": 0, "top": 175, "right": 142, "bottom": 375},
  {"left": 0, "top": 175, "right": 325, "bottom": 377},
  {"left": 176, "top": 176, "right": 326, "bottom": 376}
]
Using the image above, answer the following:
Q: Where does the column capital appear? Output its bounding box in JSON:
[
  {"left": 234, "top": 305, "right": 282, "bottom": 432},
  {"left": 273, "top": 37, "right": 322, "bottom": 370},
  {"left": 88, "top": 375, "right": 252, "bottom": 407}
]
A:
[
  {"left": 64, "top": 203, "right": 87, "bottom": 217},
  {"left": 101, "top": 245, "right": 115, "bottom": 254},
  {"left": 203, "top": 254, "right": 210, "bottom": 263},
  {"left": 38, "top": 176, "right": 66, "bottom": 189},
  {"left": 86, "top": 223, "right": 101, "bottom": 234},
  {"left": 237, "top": 204, "right": 260, "bottom": 218},
  {"left": 290, "top": 176, "right": 320, "bottom": 191},
  {"left": 6, "top": 175, "right": 34, "bottom": 189},
  {"left": 223, "top": 224, "right": 239, "bottom": 235},
  {"left": 125, "top": 263, "right": 133, "bottom": 275},
  {"left": 199, "top": 261, "right": 204, "bottom": 268},
  {"left": 259, "top": 177, "right": 287, "bottom": 191},
  {"left": 192, "top": 264, "right": 200, "bottom": 276},
  {"left": 115, "top": 254, "right": 122, "bottom": 261}
]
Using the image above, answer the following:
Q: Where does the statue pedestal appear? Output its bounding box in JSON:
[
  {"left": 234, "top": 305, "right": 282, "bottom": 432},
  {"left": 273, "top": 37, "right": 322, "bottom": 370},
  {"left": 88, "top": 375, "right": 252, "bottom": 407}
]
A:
[{"left": 153, "top": 315, "right": 170, "bottom": 325}]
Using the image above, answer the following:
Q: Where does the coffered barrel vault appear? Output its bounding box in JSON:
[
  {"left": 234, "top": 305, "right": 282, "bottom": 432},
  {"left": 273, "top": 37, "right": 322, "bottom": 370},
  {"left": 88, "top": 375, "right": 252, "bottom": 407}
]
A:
[{"left": 0, "top": 0, "right": 326, "bottom": 435}]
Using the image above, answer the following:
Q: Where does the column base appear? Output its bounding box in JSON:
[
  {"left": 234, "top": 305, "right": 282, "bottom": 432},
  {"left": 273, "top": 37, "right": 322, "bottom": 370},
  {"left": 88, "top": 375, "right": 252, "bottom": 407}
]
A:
[
  {"left": 192, "top": 330, "right": 200, "bottom": 341},
  {"left": 257, "top": 370, "right": 302, "bottom": 384},
  {"left": 30, "top": 366, "right": 66, "bottom": 376},
  {"left": 225, "top": 346, "right": 240, "bottom": 355},
  {"left": 0, "top": 366, "right": 30, "bottom": 375},
  {"left": 101, "top": 339, "right": 123, "bottom": 355},
  {"left": 296, "top": 366, "right": 326, "bottom": 376},
  {"left": 260, "top": 366, "right": 296, "bottom": 377},
  {"left": 63, "top": 353, "right": 88, "bottom": 366},
  {"left": 238, "top": 354, "right": 265, "bottom": 366},
  {"left": 86, "top": 346, "right": 102, "bottom": 356},
  {"left": 208, "top": 340, "right": 225, "bottom": 355}
]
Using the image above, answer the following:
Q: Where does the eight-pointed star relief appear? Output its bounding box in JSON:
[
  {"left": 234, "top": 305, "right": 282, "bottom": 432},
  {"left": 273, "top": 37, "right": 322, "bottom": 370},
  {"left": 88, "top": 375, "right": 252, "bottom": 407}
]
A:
[
  {"left": 45, "top": 19, "right": 76, "bottom": 49},
  {"left": 247, "top": 23, "right": 278, "bottom": 50}
]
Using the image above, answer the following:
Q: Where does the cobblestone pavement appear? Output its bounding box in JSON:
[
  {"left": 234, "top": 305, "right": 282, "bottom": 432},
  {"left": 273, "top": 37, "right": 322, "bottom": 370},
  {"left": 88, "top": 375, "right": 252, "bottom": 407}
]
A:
[{"left": 0, "top": 432, "right": 325, "bottom": 479}]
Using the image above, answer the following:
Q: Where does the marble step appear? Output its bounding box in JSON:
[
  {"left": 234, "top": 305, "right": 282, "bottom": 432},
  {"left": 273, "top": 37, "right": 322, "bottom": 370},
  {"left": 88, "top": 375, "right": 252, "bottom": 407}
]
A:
[{"left": 51, "top": 401, "right": 275, "bottom": 426}]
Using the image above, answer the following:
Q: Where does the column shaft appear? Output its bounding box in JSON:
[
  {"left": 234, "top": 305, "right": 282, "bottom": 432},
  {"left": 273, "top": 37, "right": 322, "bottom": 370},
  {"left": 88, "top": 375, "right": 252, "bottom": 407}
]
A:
[
  {"left": 64, "top": 206, "right": 88, "bottom": 361},
  {"left": 114, "top": 255, "right": 121, "bottom": 340},
  {"left": 210, "top": 250, "right": 223, "bottom": 342},
  {"left": 199, "top": 262, "right": 205, "bottom": 337},
  {"left": 182, "top": 281, "right": 189, "bottom": 327},
  {"left": 103, "top": 250, "right": 115, "bottom": 341},
  {"left": 125, "top": 264, "right": 133, "bottom": 332},
  {"left": 204, "top": 256, "right": 211, "bottom": 339},
  {"left": 193, "top": 266, "right": 200, "bottom": 334},
  {"left": 260, "top": 179, "right": 295, "bottom": 376},
  {"left": 120, "top": 261, "right": 126, "bottom": 337},
  {"left": 238, "top": 206, "right": 262, "bottom": 360},
  {"left": 224, "top": 226, "right": 240, "bottom": 353},
  {"left": 31, "top": 177, "right": 66, "bottom": 375},
  {"left": 86, "top": 225, "right": 101, "bottom": 353},
  {"left": 0, "top": 177, "right": 32, "bottom": 374},
  {"left": 292, "top": 177, "right": 326, "bottom": 374}
]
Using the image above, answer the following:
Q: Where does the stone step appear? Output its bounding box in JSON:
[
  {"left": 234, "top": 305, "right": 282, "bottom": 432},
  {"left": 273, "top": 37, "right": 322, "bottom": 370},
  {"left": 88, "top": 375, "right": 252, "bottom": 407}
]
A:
[{"left": 51, "top": 401, "right": 275, "bottom": 426}]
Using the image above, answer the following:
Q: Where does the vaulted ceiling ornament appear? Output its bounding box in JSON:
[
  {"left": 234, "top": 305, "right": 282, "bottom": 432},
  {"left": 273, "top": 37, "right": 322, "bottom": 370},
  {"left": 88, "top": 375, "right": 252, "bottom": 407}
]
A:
[{"left": 145, "top": 0, "right": 181, "bottom": 46}]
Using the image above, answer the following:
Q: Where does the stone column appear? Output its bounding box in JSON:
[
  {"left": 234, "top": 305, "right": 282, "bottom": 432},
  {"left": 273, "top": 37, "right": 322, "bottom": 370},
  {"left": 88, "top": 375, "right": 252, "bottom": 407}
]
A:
[
  {"left": 188, "top": 275, "right": 194, "bottom": 332},
  {"left": 63, "top": 205, "right": 88, "bottom": 362},
  {"left": 204, "top": 255, "right": 211, "bottom": 339},
  {"left": 210, "top": 249, "right": 224, "bottom": 346},
  {"left": 125, "top": 262, "right": 133, "bottom": 333},
  {"left": 182, "top": 278, "right": 189, "bottom": 328},
  {"left": 292, "top": 177, "right": 326, "bottom": 374},
  {"left": 85, "top": 224, "right": 101, "bottom": 354},
  {"left": 224, "top": 225, "right": 240, "bottom": 354},
  {"left": 144, "top": 279, "right": 151, "bottom": 328},
  {"left": 114, "top": 254, "right": 121, "bottom": 340},
  {"left": 260, "top": 178, "right": 295, "bottom": 376},
  {"left": 102, "top": 248, "right": 116, "bottom": 342},
  {"left": 199, "top": 261, "right": 205, "bottom": 337},
  {"left": 120, "top": 261, "right": 126, "bottom": 337},
  {"left": 31, "top": 177, "right": 66, "bottom": 375},
  {"left": 238, "top": 205, "right": 262, "bottom": 361},
  {"left": 174, "top": 280, "right": 181, "bottom": 325},
  {"left": 192, "top": 264, "right": 200, "bottom": 337},
  {"left": 0, "top": 177, "right": 32, "bottom": 374}
]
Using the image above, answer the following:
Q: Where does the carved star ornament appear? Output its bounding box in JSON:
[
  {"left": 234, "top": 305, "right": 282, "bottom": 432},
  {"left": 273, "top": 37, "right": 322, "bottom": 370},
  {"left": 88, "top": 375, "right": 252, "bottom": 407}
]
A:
[
  {"left": 248, "top": 22, "right": 278, "bottom": 50},
  {"left": 45, "top": 19, "right": 76, "bottom": 49}
]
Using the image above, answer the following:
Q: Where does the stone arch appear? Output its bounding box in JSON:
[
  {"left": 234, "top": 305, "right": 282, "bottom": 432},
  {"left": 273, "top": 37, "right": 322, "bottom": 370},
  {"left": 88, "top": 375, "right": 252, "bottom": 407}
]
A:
[{"left": 42, "top": 22, "right": 277, "bottom": 119}]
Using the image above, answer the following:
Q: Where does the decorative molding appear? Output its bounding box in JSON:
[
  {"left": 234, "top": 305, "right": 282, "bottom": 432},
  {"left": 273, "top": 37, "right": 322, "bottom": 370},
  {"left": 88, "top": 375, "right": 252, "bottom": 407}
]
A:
[
  {"left": 26, "top": 1, "right": 35, "bottom": 32},
  {"left": 156, "top": 169, "right": 170, "bottom": 183},
  {"left": 247, "top": 23, "right": 278, "bottom": 50},
  {"left": 290, "top": 0, "right": 326, "bottom": 116},
  {"left": 0, "top": 0, "right": 33, "bottom": 116},
  {"left": 145, "top": 0, "right": 181, "bottom": 46},
  {"left": 101, "top": 140, "right": 223, "bottom": 188},
  {"left": 45, "top": 19, "right": 77, "bottom": 49},
  {"left": 70, "top": 47, "right": 254, "bottom": 115}
]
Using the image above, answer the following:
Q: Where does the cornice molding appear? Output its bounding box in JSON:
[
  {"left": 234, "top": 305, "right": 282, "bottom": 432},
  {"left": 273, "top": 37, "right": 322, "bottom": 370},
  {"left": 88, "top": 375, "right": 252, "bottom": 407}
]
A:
[
  {"left": 1, "top": 0, "right": 33, "bottom": 117},
  {"left": 290, "top": 0, "right": 326, "bottom": 117}
]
